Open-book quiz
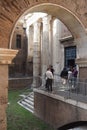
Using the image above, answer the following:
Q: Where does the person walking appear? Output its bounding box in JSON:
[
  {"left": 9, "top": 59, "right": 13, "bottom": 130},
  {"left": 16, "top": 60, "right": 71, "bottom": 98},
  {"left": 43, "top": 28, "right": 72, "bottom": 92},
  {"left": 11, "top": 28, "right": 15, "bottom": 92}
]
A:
[{"left": 45, "top": 68, "right": 54, "bottom": 91}]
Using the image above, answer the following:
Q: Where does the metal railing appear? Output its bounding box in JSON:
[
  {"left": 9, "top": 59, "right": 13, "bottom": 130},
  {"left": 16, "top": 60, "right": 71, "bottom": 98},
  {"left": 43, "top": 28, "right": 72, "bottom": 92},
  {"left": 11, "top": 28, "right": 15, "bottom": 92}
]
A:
[{"left": 35, "top": 75, "right": 87, "bottom": 103}]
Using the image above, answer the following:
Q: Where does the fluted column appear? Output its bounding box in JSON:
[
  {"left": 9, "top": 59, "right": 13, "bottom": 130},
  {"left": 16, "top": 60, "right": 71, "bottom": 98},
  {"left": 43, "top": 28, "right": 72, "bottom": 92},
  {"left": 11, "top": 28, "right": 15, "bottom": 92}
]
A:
[
  {"left": 32, "top": 21, "right": 41, "bottom": 87},
  {"left": 27, "top": 25, "right": 34, "bottom": 62},
  {"left": 49, "top": 16, "right": 53, "bottom": 65},
  {"left": 53, "top": 19, "right": 63, "bottom": 75},
  {"left": 42, "top": 15, "right": 51, "bottom": 75}
]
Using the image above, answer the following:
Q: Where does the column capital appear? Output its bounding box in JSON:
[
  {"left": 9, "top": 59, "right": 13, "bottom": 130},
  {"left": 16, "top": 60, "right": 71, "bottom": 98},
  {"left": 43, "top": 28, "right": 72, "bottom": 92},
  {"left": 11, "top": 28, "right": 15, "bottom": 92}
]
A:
[
  {"left": 42, "top": 15, "right": 52, "bottom": 25},
  {"left": 33, "top": 20, "right": 41, "bottom": 29},
  {"left": 0, "top": 48, "right": 18, "bottom": 65}
]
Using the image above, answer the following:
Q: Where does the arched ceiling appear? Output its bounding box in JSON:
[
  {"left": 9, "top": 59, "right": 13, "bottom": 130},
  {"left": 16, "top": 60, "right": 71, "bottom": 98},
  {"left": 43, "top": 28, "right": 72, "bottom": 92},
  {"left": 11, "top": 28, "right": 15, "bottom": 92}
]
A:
[{"left": 0, "top": 0, "right": 87, "bottom": 48}]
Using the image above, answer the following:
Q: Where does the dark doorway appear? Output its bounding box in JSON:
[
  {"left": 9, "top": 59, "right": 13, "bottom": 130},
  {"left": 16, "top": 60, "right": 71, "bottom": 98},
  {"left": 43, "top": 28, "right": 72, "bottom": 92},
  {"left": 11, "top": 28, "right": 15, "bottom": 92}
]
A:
[
  {"left": 65, "top": 46, "right": 76, "bottom": 68},
  {"left": 68, "top": 59, "right": 75, "bottom": 67}
]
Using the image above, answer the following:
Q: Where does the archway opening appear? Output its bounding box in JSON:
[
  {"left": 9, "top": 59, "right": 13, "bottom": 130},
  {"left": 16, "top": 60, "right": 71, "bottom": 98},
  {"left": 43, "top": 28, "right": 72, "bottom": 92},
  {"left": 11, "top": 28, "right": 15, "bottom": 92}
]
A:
[
  {"left": 7, "top": 2, "right": 87, "bottom": 130},
  {"left": 9, "top": 3, "right": 87, "bottom": 80}
]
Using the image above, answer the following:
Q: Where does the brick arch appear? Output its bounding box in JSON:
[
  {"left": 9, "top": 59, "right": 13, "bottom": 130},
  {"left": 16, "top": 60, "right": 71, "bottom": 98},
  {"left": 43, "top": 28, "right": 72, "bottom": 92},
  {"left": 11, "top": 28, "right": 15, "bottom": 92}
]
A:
[
  {"left": 0, "top": 0, "right": 87, "bottom": 48},
  {"left": 8, "top": 2, "right": 87, "bottom": 60},
  {"left": 0, "top": 1, "right": 87, "bottom": 130}
]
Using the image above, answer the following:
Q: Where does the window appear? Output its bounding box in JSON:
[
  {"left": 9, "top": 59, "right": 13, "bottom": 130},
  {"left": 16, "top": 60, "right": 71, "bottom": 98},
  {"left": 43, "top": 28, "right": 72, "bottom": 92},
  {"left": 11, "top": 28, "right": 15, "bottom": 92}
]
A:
[{"left": 16, "top": 34, "right": 21, "bottom": 49}]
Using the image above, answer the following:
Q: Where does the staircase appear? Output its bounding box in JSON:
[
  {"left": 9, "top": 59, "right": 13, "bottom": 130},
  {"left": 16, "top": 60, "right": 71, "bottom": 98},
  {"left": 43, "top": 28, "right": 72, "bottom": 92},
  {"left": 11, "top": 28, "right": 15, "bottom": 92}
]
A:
[{"left": 18, "top": 92, "right": 34, "bottom": 113}]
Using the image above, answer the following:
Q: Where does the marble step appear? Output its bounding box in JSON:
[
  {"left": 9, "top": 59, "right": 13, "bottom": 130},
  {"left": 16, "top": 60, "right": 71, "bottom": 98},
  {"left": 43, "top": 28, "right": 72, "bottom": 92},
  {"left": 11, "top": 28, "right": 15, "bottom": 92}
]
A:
[
  {"left": 18, "top": 101, "right": 34, "bottom": 113},
  {"left": 18, "top": 92, "right": 34, "bottom": 113}
]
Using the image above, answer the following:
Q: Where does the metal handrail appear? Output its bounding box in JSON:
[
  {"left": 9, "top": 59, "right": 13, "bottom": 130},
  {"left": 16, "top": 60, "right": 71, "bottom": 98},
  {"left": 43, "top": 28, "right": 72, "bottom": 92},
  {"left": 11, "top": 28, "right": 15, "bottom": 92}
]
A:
[{"left": 34, "top": 75, "right": 87, "bottom": 103}]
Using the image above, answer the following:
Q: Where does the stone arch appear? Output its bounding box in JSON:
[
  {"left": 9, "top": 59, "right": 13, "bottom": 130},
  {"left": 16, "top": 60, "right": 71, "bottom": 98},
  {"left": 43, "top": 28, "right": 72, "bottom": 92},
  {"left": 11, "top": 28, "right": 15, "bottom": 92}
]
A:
[
  {"left": 0, "top": 1, "right": 87, "bottom": 130},
  {"left": 8, "top": 3, "right": 87, "bottom": 81},
  {"left": 9, "top": 2, "right": 87, "bottom": 77},
  {"left": 0, "top": 0, "right": 87, "bottom": 48},
  {"left": 10, "top": 3, "right": 87, "bottom": 49}
]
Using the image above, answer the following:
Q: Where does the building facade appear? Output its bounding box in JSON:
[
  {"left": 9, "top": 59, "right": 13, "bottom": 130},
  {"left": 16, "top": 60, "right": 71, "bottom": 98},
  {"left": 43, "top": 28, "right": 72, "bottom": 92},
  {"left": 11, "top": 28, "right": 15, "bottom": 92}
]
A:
[{"left": 10, "top": 13, "right": 78, "bottom": 80}]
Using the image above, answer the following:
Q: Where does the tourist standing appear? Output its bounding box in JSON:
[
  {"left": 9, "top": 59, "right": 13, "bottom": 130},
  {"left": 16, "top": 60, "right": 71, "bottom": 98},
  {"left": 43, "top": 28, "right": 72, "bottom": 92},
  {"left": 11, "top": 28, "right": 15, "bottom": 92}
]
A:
[
  {"left": 45, "top": 68, "right": 54, "bottom": 91},
  {"left": 68, "top": 67, "right": 73, "bottom": 87},
  {"left": 72, "top": 66, "right": 78, "bottom": 88}
]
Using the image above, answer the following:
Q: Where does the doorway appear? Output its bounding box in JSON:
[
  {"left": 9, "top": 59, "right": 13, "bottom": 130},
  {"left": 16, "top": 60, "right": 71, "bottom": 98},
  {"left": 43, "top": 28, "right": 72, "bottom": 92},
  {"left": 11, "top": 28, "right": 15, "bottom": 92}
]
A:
[
  {"left": 68, "top": 59, "right": 75, "bottom": 67},
  {"left": 65, "top": 46, "right": 76, "bottom": 68}
]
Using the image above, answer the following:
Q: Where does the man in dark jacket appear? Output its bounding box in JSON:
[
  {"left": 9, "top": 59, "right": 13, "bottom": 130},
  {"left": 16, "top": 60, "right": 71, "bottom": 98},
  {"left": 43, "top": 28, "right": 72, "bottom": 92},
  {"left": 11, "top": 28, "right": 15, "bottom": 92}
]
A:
[{"left": 60, "top": 67, "right": 68, "bottom": 84}]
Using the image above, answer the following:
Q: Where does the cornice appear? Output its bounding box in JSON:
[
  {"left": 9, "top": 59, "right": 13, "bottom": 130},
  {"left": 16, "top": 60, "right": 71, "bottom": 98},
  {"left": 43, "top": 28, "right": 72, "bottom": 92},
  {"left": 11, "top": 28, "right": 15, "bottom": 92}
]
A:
[
  {"left": 0, "top": 49, "right": 18, "bottom": 65},
  {"left": 76, "top": 58, "right": 87, "bottom": 67}
]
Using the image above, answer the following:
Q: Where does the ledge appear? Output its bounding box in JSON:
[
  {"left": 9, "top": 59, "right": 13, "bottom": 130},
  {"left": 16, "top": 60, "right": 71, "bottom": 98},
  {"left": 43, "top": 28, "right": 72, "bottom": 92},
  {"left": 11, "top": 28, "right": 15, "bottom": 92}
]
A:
[
  {"left": 33, "top": 88, "right": 87, "bottom": 110},
  {"left": 0, "top": 48, "right": 18, "bottom": 64},
  {"left": 76, "top": 58, "right": 87, "bottom": 67},
  {"left": 59, "top": 35, "right": 73, "bottom": 43}
]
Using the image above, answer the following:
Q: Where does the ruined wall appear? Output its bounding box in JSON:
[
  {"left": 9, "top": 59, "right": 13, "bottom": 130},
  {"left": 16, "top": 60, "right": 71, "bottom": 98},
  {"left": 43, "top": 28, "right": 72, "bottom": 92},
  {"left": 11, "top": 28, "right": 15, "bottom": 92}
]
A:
[{"left": 34, "top": 91, "right": 87, "bottom": 128}]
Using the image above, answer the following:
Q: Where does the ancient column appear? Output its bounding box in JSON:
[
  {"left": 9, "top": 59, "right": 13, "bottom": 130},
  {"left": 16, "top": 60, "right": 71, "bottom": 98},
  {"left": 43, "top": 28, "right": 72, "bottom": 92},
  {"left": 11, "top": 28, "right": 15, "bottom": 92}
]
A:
[
  {"left": 48, "top": 16, "right": 52, "bottom": 65},
  {"left": 42, "top": 15, "right": 51, "bottom": 75},
  {"left": 53, "top": 19, "right": 62, "bottom": 75},
  {"left": 0, "top": 48, "right": 18, "bottom": 130},
  {"left": 27, "top": 25, "right": 34, "bottom": 62},
  {"left": 32, "top": 21, "right": 41, "bottom": 87},
  {"left": 27, "top": 25, "right": 34, "bottom": 75}
]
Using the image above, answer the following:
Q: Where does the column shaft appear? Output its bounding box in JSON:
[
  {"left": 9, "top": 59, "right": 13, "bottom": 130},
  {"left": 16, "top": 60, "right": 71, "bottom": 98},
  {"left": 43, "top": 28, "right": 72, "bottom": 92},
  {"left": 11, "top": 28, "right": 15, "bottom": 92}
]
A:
[
  {"left": 53, "top": 19, "right": 62, "bottom": 75},
  {"left": 32, "top": 21, "right": 41, "bottom": 87},
  {"left": 42, "top": 15, "right": 51, "bottom": 74},
  {"left": 27, "top": 26, "right": 34, "bottom": 61}
]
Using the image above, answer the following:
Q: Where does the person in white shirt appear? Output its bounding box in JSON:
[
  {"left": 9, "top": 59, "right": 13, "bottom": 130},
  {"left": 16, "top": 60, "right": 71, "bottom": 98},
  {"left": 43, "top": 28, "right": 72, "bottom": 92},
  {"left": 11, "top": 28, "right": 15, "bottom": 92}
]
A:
[{"left": 45, "top": 68, "right": 54, "bottom": 91}]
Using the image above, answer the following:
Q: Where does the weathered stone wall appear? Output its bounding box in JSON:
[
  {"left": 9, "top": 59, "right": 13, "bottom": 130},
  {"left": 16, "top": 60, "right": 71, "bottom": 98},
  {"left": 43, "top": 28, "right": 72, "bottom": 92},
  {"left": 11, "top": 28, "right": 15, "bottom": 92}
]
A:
[
  {"left": 79, "top": 67, "right": 87, "bottom": 79},
  {"left": 34, "top": 91, "right": 87, "bottom": 128}
]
